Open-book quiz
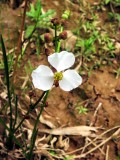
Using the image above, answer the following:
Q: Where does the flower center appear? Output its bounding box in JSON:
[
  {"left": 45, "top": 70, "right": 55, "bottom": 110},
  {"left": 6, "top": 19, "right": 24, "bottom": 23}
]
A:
[{"left": 54, "top": 72, "right": 63, "bottom": 81}]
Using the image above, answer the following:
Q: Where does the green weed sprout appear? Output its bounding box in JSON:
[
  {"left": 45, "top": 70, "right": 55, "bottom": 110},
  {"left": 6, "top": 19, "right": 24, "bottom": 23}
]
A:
[
  {"left": 105, "top": 0, "right": 120, "bottom": 6},
  {"left": 113, "top": 67, "right": 120, "bottom": 79},
  {"left": 25, "top": 0, "right": 55, "bottom": 39},
  {"left": 76, "top": 105, "right": 88, "bottom": 114},
  {"left": 75, "top": 36, "right": 96, "bottom": 61}
]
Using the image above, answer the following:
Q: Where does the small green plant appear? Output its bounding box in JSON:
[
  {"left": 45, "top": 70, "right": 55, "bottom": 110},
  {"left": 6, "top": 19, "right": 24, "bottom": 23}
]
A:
[
  {"left": 63, "top": 155, "right": 75, "bottom": 160},
  {"left": 108, "top": 12, "right": 120, "bottom": 24},
  {"left": 104, "top": 0, "right": 120, "bottom": 6},
  {"left": 49, "top": 150, "right": 57, "bottom": 156},
  {"left": 113, "top": 67, "right": 120, "bottom": 79},
  {"left": 76, "top": 105, "right": 88, "bottom": 114},
  {"left": 0, "top": 50, "right": 14, "bottom": 71},
  {"left": 25, "top": 0, "right": 55, "bottom": 39},
  {"left": 82, "top": 18, "right": 98, "bottom": 33},
  {"left": 116, "top": 153, "right": 120, "bottom": 160},
  {"left": 75, "top": 36, "right": 96, "bottom": 61},
  {"left": 97, "top": 33, "right": 115, "bottom": 58},
  {"left": 25, "top": 60, "right": 34, "bottom": 75}
]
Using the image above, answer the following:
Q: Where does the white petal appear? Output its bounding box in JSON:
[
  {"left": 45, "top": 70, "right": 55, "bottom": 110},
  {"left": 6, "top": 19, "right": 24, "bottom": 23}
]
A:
[
  {"left": 31, "top": 65, "right": 54, "bottom": 91},
  {"left": 48, "top": 51, "right": 75, "bottom": 72},
  {"left": 59, "top": 70, "right": 82, "bottom": 91}
]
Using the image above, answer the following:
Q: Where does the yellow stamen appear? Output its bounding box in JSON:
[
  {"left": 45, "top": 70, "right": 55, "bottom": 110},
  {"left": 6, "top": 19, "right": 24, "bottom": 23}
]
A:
[{"left": 54, "top": 72, "right": 63, "bottom": 81}]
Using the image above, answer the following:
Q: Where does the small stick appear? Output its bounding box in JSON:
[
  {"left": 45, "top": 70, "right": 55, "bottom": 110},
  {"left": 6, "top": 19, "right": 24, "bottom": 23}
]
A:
[
  {"left": 12, "top": 0, "right": 28, "bottom": 84},
  {"left": 81, "top": 102, "right": 102, "bottom": 153},
  {"left": 67, "top": 125, "right": 120, "bottom": 155},
  {"left": 87, "top": 137, "right": 105, "bottom": 155},
  {"left": 74, "top": 128, "right": 120, "bottom": 158},
  {"left": 105, "top": 145, "right": 109, "bottom": 160},
  {"left": 90, "top": 102, "right": 102, "bottom": 126}
]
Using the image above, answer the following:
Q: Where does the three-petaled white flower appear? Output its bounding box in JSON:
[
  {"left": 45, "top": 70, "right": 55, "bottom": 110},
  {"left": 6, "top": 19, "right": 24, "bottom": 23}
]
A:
[{"left": 31, "top": 51, "right": 82, "bottom": 91}]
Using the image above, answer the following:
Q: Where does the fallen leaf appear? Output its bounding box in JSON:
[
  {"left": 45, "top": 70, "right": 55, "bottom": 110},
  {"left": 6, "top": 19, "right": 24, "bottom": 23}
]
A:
[{"left": 39, "top": 126, "right": 97, "bottom": 137}]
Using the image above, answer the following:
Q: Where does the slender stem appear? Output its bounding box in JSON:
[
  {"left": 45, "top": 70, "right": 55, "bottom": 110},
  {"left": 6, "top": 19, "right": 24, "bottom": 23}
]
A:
[
  {"left": 31, "top": 91, "right": 46, "bottom": 109},
  {"left": 14, "top": 91, "right": 46, "bottom": 132},
  {"left": 27, "top": 90, "right": 49, "bottom": 160},
  {"left": 0, "top": 35, "right": 13, "bottom": 130},
  {"left": 56, "top": 26, "right": 64, "bottom": 52},
  {"left": 13, "top": 0, "right": 28, "bottom": 84},
  {"left": 14, "top": 109, "right": 31, "bottom": 133},
  {"left": 55, "top": 25, "right": 58, "bottom": 52}
]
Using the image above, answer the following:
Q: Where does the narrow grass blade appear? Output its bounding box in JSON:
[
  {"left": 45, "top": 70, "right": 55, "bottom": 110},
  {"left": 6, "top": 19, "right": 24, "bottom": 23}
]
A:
[{"left": 0, "top": 34, "right": 13, "bottom": 130}]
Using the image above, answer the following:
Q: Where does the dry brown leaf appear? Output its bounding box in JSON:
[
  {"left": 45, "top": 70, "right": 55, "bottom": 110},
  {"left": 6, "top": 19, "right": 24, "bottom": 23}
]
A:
[
  {"left": 39, "top": 126, "right": 97, "bottom": 137},
  {"left": 39, "top": 115, "right": 56, "bottom": 129},
  {"left": 56, "top": 136, "right": 70, "bottom": 151}
]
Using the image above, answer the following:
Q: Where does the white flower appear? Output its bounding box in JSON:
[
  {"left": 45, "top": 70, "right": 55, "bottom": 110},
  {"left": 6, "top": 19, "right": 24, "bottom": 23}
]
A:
[{"left": 31, "top": 51, "right": 82, "bottom": 91}]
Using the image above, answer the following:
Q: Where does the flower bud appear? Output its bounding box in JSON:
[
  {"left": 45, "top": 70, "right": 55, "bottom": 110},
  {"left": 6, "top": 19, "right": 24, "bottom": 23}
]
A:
[
  {"left": 29, "top": 91, "right": 35, "bottom": 98},
  {"left": 41, "top": 101, "right": 48, "bottom": 107},
  {"left": 44, "top": 33, "right": 52, "bottom": 43},
  {"left": 61, "top": 19, "right": 67, "bottom": 27},
  {"left": 62, "top": 10, "right": 70, "bottom": 20},
  {"left": 24, "top": 115, "right": 30, "bottom": 119},
  {"left": 51, "top": 18, "right": 60, "bottom": 26},
  {"left": 45, "top": 101, "right": 49, "bottom": 107},
  {"left": 72, "top": 0, "right": 79, "bottom": 4},
  {"left": 59, "top": 31, "right": 67, "bottom": 40}
]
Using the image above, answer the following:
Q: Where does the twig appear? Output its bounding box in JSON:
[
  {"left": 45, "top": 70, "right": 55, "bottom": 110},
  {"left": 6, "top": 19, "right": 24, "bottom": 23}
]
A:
[
  {"left": 39, "top": 126, "right": 97, "bottom": 136},
  {"left": 87, "top": 137, "right": 105, "bottom": 155},
  {"left": 105, "top": 145, "right": 109, "bottom": 160},
  {"left": 90, "top": 102, "right": 102, "bottom": 126},
  {"left": 66, "top": 125, "right": 120, "bottom": 155},
  {"left": 34, "top": 150, "right": 54, "bottom": 160},
  {"left": 75, "top": 58, "right": 82, "bottom": 72},
  {"left": 0, "top": 47, "right": 17, "bottom": 55},
  {"left": 12, "top": 0, "right": 28, "bottom": 85},
  {"left": 74, "top": 127, "right": 120, "bottom": 158},
  {"left": 110, "top": 2, "right": 115, "bottom": 14},
  {"left": 21, "top": 76, "right": 29, "bottom": 89},
  {"left": 81, "top": 102, "right": 102, "bottom": 154}
]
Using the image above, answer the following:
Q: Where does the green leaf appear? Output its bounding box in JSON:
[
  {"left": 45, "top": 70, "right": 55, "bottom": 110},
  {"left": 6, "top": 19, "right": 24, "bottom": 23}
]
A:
[
  {"left": 0, "top": 34, "right": 13, "bottom": 129},
  {"left": 35, "top": 0, "right": 42, "bottom": 14},
  {"left": 38, "top": 9, "right": 55, "bottom": 20},
  {"left": 26, "top": 4, "right": 36, "bottom": 18},
  {"left": 76, "top": 106, "right": 88, "bottom": 114},
  {"left": 62, "top": 10, "right": 71, "bottom": 19},
  {"left": 105, "top": 0, "right": 111, "bottom": 4},
  {"left": 26, "top": 0, "right": 42, "bottom": 21},
  {"left": 63, "top": 155, "right": 75, "bottom": 160},
  {"left": 50, "top": 150, "right": 57, "bottom": 156},
  {"left": 116, "top": 13, "right": 120, "bottom": 22},
  {"left": 25, "top": 25, "right": 35, "bottom": 38}
]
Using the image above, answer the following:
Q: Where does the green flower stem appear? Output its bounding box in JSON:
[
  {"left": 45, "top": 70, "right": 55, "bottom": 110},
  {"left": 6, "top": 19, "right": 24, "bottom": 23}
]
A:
[
  {"left": 56, "top": 26, "right": 64, "bottom": 52},
  {"left": 55, "top": 25, "right": 58, "bottom": 52},
  {"left": 27, "top": 90, "right": 49, "bottom": 160},
  {"left": 14, "top": 91, "right": 46, "bottom": 132}
]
